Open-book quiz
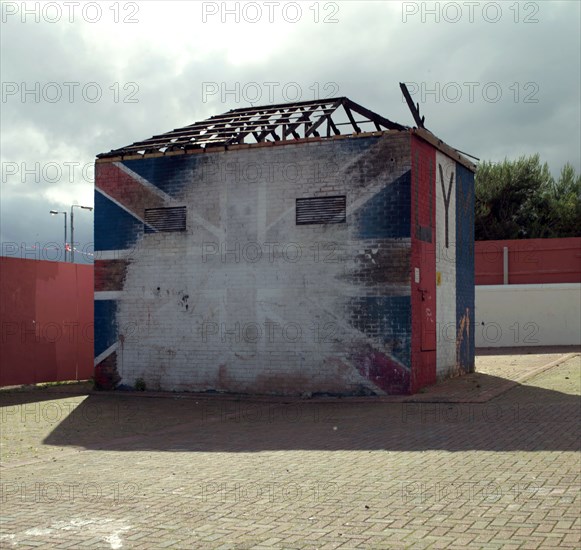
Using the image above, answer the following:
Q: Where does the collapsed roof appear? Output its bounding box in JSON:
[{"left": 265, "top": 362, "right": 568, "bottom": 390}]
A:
[
  {"left": 98, "top": 97, "right": 407, "bottom": 157},
  {"left": 97, "top": 96, "right": 475, "bottom": 171}
]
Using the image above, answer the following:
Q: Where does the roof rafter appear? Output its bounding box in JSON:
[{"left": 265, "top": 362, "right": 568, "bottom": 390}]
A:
[{"left": 97, "top": 97, "right": 409, "bottom": 159}]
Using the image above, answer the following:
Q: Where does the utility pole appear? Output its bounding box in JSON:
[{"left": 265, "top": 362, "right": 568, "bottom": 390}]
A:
[
  {"left": 70, "top": 205, "right": 93, "bottom": 262},
  {"left": 49, "top": 210, "right": 67, "bottom": 262}
]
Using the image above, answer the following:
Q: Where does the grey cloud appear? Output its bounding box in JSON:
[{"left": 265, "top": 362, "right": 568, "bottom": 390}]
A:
[{"left": 1, "top": 1, "right": 579, "bottom": 256}]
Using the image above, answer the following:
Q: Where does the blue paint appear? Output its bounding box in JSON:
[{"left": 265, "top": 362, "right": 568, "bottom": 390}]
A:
[
  {"left": 455, "top": 162, "right": 475, "bottom": 373},
  {"left": 122, "top": 155, "right": 200, "bottom": 197},
  {"left": 354, "top": 171, "right": 411, "bottom": 239},
  {"left": 334, "top": 135, "right": 382, "bottom": 154},
  {"left": 94, "top": 300, "right": 118, "bottom": 357},
  {"left": 348, "top": 295, "right": 411, "bottom": 367},
  {"left": 94, "top": 190, "right": 142, "bottom": 251}
]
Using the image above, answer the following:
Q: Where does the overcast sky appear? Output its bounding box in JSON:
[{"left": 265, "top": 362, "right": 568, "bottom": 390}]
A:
[{"left": 1, "top": 0, "right": 579, "bottom": 263}]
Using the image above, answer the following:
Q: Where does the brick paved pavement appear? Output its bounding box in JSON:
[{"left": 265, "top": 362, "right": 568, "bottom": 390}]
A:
[{"left": 0, "top": 351, "right": 579, "bottom": 549}]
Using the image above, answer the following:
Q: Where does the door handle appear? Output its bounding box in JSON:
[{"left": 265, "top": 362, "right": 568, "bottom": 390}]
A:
[{"left": 418, "top": 288, "right": 428, "bottom": 301}]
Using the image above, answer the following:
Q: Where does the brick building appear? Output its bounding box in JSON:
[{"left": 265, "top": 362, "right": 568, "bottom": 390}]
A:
[{"left": 94, "top": 97, "right": 475, "bottom": 395}]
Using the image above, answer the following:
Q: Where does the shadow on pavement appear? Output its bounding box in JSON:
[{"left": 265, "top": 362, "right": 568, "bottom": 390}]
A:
[
  {"left": 476, "top": 345, "right": 580, "bottom": 356},
  {"left": 37, "top": 372, "right": 581, "bottom": 454},
  {"left": 0, "top": 385, "right": 91, "bottom": 407}
]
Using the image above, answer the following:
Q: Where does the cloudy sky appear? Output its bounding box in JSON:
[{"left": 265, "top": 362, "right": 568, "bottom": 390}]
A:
[{"left": 1, "top": 0, "right": 579, "bottom": 263}]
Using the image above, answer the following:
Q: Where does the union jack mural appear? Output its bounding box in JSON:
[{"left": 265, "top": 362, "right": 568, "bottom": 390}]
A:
[{"left": 94, "top": 118, "right": 474, "bottom": 395}]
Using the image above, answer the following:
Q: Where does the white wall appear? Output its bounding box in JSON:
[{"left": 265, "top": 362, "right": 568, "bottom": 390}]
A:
[
  {"left": 475, "top": 283, "right": 581, "bottom": 347},
  {"left": 435, "top": 151, "right": 456, "bottom": 376},
  {"left": 110, "top": 134, "right": 415, "bottom": 395}
]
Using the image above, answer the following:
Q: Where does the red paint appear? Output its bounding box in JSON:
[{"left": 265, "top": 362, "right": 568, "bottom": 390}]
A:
[
  {"left": 475, "top": 237, "right": 581, "bottom": 285},
  {"left": 410, "top": 136, "right": 437, "bottom": 392},
  {"left": 0, "top": 257, "right": 93, "bottom": 386},
  {"left": 95, "top": 162, "right": 166, "bottom": 215},
  {"left": 352, "top": 347, "right": 410, "bottom": 394},
  {"left": 94, "top": 351, "right": 119, "bottom": 390},
  {"left": 94, "top": 259, "right": 129, "bottom": 291}
]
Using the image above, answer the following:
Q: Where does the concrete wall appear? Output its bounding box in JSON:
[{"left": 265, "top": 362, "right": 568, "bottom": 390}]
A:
[
  {"left": 0, "top": 257, "right": 93, "bottom": 386},
  {"left": 475, "top": 283, "right": 581, "bottom": 347}
]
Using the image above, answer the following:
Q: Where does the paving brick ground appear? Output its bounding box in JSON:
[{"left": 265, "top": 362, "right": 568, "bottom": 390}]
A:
[{"left": 0, "top": 350, "right": 579, "bottom": 549}]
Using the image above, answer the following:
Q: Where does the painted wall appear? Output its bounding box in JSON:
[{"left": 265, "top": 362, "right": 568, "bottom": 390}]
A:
[
  {"left": 475, "top": 237, "right": 581, "bottom": 285},
  {"left": 0, "top": 257, "right": 93, "bottom": 386},
  {"left": 94, "top": 133, "right": 475, "bottom": 395},
  {"left": 410, "top": 137, "right": 475, "bottom": 387},
  {"left": 410, "top": 137, "right": 436, "bottom": 391},
  {"left": 455, "top": 163, "right": 475, "bottom": 374},
  {"left": 435, "top": 151, "right": 457, "bottom": 378},
  {"left": 475, "top": 283, "right": 581, "bottom": 347},
  {"left": 95, "top": 134, "right": 416, "bottom": 395}
]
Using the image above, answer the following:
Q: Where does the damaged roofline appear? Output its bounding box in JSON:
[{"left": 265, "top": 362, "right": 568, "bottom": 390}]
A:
[{"left": 96, "top": 127, "right": 477, "bottom": 172}]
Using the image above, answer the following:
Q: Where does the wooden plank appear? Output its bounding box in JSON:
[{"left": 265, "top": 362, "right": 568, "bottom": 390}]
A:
[
  {"left": 344, "top": 98, "right": 407, "bottom": 131},
  {"left": 343, "top": 105, "right": 361, "bottom": 133},
  {"left": 412, "top": 128, "right": 477, "bottom": 172}
]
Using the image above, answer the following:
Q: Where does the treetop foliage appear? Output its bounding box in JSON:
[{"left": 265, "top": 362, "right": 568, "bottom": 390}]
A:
[{"left": 474, "top": 154, "right": 581, "bottom": 240}]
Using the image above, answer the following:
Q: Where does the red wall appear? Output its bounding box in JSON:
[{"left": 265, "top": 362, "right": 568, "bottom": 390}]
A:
[
  {"left": 475, "top": 237, "right": 581, "bottom": 285},
  {"left": 410, "top": 135, "right": 437, "bottom": 392},
  {"left": 0, "top": 257, "right": 93, "bottom": 386}
]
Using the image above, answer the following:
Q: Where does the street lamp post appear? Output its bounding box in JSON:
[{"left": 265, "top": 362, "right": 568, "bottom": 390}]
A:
[
  {"left": 70, "top": 205, "right": 93, "bottom": 263},
  {"left": 49, "top": 210, "right": 67, "bottom": 262}
]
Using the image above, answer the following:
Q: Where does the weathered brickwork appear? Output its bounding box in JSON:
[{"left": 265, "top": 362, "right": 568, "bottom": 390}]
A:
[
  {"left": 94, "top": 130, "right": 474, "bottom": 395},
  {"left": 410, "top": 136, "right": 437, "bottom": 391},
  {"left": 435, "top": 151, "right": 457, "bottom": 379},
  {"left": 456, "top": 162, "right": 475, "bottom": 373},
  {"left": 409, "top": 136, "right": 475, "bottom": 387}
]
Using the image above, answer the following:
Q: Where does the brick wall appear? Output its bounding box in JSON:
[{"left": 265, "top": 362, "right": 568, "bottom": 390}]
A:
[
  {"left": 456, "top": 163, "right": 475, "bottom": 372},
  {"left": 410, "top": 136, "right": 437, "bottom": 391},
  {"left": 94, "top": 133, "right": 415, "bottom": 395},
  {"left": 435, "top": 151, "right": 457, "bottom": 379},
  {"left": 409, "top": 137, "right": 475, "bottom": 388}
]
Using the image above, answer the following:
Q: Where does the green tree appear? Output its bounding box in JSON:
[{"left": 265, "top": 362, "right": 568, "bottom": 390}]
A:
[
  {"left": 544, "top": 163, "right": 581, "bottom": 238},
  {"left": 474, "top": 155, "right": 580, "bottom": 240}
]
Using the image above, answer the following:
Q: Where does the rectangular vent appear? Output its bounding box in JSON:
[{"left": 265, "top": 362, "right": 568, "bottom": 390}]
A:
[
  {"left": 296, "top": 195, "right": 346, "bottom": 225},
  {"left": 144, "top": 206, "right": 186, "bottom": 233}
]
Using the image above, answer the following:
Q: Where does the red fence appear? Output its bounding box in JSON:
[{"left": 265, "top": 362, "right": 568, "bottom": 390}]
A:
[
  {"left": 0, "top": 257, "right": 93, "bottom": 386},
  {"left": 475, "top": 237, "right": 581, "bottom": 285}
]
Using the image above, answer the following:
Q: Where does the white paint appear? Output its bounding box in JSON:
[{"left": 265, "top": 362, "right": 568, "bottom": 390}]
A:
[
  {"left": 52, "top": 518, "right": 99, "bottom": 530},
  {"left": 94, "top": 342, "right": 119, "bottom": 366},
  {"left": 112, "top": 136, "right": 414, "bottom": 394},
  {"left": 475, "top": 283, "right": 581, "bottom": 347},
  {"left": 96, "top": 250, "right": 135, "bottom": 260},
  {"left": 24, "top": 528, "right": 53, "bottom": 536},
  {"left": 115, "top": 162, "right": 176, "bottom": 203},
  {"left": 435, "top": 151, "right": 456, "bottom": 377},
  {"left": 95, "top": 188, "right": 145, "bottom": 224},
  {"left": 104, "top": 533, "right": 123, "bottom": 549},
  {"left": 95, "top": 291, "right": 123, "bottom": 300},
  {"left": 4, "top": 518, "right": 131, "bottom": 549},
  {"left": 503, "top": 246, "right": 509, "bottom": 285}
]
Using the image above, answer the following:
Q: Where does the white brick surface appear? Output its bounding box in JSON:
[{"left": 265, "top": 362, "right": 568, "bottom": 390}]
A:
[
  {"left": 435, "top": 151, "right": 457, "bottom": 378},
  {"left": 111, "top": 135, "right": 413, "bottom": 394}
]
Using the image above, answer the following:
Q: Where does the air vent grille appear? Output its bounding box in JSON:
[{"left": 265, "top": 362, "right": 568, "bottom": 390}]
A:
[
  {"left": 296, "top": 196, "right": 346, "bottom": 225},
  {"left": 144, "top": 206, "right": 187, "bottom": 233}
]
